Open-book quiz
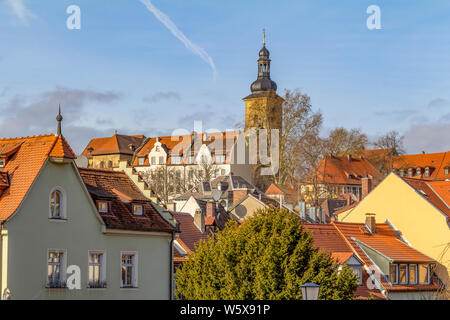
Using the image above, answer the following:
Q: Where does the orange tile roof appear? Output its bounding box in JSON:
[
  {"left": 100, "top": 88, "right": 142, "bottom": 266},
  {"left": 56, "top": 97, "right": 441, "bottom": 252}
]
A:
[
  {"left": 312, "top": 155, "right": 382, "bottom": 185},
  {"left": 0, "top": 134, "right": 68, "bottom": 221},
  {"left": 82, "top": 134, "right": 146, "bottom": 157},
  {"left": 133, "top": 131, "right": 240, "bottom": 166},
  {"left": 402, "top": 178, "right": 450, "bottom": 218},
  {"left": 333, "top": 222, "right": 435, "bottom": 264},
  {"left": 393, "top": 151, "right": 450, "bottom": 180},
  {"left": 49, "top": 136, "right": 77, "bottom": 159},
  {"left": 304, "top": 221, "right": 440, "bottom": 296}
]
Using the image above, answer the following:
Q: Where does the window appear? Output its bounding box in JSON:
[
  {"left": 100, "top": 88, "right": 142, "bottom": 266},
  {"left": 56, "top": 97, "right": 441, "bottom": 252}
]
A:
[
  {"left": 408, "top": 168, "right": 413, "bottom": 177},
  {"left": 50, "top": 190, "right": 62, "bottom": 218},
  {"left": 215, "top": 155, "right": 225, "bottom": 164},
  {"left": 419, "top": 264, "right": 429, "bottom": 284},
  {"left": 0, "top": 158, "right": 4, "bottom": 168},
  {"left": 121, "top": 253, "right": 138, "bottom": 288},
  {"left": 98, "top": 201, "right": 108, "bottom": 213},
  {"left": 49, "top": 187, "right": 66, "bottom": 219},
  {"left": 187, "top": 156, "right": 194, "bottom": 164},
  {"left": 171, "top": 156, "right": 181, "bottom": 164},
  {"left": 138, "top": 157, "right": 145, "bottom": 166},
  {"left": 159, "top": 156, "right": 164, "bottom": 164},
  {"left": 390, "top": 264, "right": 398, "bottom": 284},
  {"left": 155, "top": 146, "right": 160, "bottom": 152},
  {"left": 220, "top": 169, "right": 226, "bottom": 176},
  {"left": 425, "top": 167, "right": 430, "bottom": 177},
  {"left": 399, "top": 264, "right": 408, "bottom": 284},
  {"left": 133, "top": 204, "right": 143, "bottom": 216},
  {"left": 88, "top": 251, "right": 106, "bottom": 288},
  {"left": 100, "top": 161, "right": 105, "bottom": 169},
  {"left": 445, "top": 167, "right": 449, "bottom": 175},
  {"left": 409, "top": 264, "right": 417, "bottom": 284},
  {"left": 416, "top": 168, "right": 421, "bottom": 176},
  {"left": 350, "top": 266, "right": 363, "bottom": 285},
  {"left": 399, "top": 169, "right": 404, "bottom": 177},
  {"left": 47, "top": 250, "right": 66, "bottom": 288},
  {"left": 108, "top": 160, "right": 113, "bottom": 168},
  {"left": 151, "top": 157, "right": 156, "bottom": 165}
]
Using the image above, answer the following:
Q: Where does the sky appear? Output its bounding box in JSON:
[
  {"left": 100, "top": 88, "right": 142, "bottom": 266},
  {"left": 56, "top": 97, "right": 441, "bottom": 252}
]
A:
[{"left": 0, "top": 0, "right": 449, "bottom": 154}]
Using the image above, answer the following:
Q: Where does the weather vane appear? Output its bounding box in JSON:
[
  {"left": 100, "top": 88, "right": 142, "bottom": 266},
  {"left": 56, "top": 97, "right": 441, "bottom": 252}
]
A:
[{"left": 263, "top": 28, "right": 266, "bottom": 46}]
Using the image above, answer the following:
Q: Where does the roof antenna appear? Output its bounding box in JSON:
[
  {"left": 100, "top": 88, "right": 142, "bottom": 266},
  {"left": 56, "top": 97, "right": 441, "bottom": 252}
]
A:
[{"left": 56, "top": 104, "right": 63, "bottom": 136}]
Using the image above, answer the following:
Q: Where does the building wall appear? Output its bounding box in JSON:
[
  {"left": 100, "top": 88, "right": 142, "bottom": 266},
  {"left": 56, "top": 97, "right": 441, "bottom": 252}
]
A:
[
  {"left": 340, "top": 173, "right": 450, "bottom": 295},
  {"left": 230, "top": 197, "right": 265, "bottom": 221},
  {"left": 2, "top": 160, "right": 171, "bottom": 300},
  {"left": 90, "top": 154, "right": 131, "bottom": 169}
]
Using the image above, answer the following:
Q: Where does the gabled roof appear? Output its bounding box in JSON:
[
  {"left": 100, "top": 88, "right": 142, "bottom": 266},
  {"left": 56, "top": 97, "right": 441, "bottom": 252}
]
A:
[
  {"left": 312, "top": 155, "right": 382, "bottom": 185},
  {"left": 132, "top": 131, "right": 241, "bottom": 166},
  {"left": 82, "top": 134, "right": 146, "bottom": 157},
  {"left": 393, "top": 151, "right": 450, "bottom": 180},
  {"left": 0, "top": 134, "right": 74, "bottom": 221},
  {"left": 402, "top": 177, "right": 450, "bottom": 218},
  {"left": 78, "top": 168, "right": 175, "bottom": 233},
  {"left": 265, "top": 183, "right": 297, "bottom": 196}
]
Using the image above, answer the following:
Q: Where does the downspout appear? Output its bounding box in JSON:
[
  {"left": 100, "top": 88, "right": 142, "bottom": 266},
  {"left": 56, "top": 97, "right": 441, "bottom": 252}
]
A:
[{"left": 169, "top": 231, "right": 175, "bottom": 300}]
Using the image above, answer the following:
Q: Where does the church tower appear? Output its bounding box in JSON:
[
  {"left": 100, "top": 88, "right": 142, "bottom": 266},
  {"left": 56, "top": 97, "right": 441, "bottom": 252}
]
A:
[{"left": 244, "top": 31, "right": 283, "bottom": 131}]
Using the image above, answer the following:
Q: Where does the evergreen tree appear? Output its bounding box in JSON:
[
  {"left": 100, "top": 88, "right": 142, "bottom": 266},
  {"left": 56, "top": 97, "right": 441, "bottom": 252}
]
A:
[{"left": 175, "top": 207, "right": 358, "bottom": 300}]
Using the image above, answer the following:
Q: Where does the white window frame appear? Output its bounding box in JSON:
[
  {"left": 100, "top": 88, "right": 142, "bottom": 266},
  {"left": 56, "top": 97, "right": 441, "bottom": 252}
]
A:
[
  {"left": 87, "top": 250, "right": 107, "bottom": 288},
  {"left": 133, "top": 204, "right": 143, "bottom": 216},
  {"left": 46, "top": 249, "right": 67, "bottom": 288},
  {"left": 49, "top": 186, "right": 67, "bottom": 219},
  {"left": 120, "top": 251, "right": 138, "bottom": 288},
  {"left": 138, "top": 157, "right": 145, "bottom": 166}
]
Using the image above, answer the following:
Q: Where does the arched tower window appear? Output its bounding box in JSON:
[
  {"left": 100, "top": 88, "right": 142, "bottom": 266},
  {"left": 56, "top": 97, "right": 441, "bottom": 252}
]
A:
[{"left": 49, "top": 187, "right": 66, "bottom": 219}]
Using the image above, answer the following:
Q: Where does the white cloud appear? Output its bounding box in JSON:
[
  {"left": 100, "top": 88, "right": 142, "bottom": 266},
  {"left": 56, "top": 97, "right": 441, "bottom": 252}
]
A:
[
  {"left": 139, "top": 0, "right": 217, "bottom": 80},
  {"left": 403, "top": 121, "right": 450, "bottom": 154},
  {"left": 6, "top": 0, "right": 36, "bottom": 25}
]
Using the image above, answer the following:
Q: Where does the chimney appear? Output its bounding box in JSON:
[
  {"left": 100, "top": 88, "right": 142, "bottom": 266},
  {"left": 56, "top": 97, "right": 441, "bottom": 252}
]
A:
[
  {"left": 194, "top": 208, "right": 205, "bottom": 233},
  {"left": 361, "top": 177, "right": 372, "bottom": 199},
  {"left": 233, "top": 189, "right": 249, "bottom": 205},
  {"left": 206, "top": 201, "right": 216, "bottom": 217},
  {"left": 365, "top": 213, "right": 376, "bottom": 234}
]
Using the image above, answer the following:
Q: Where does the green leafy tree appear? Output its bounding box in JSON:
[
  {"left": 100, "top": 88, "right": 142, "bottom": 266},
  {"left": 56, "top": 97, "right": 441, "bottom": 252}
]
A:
[{"left": 175, "top": 207, "right": 358, "bottom": 300}]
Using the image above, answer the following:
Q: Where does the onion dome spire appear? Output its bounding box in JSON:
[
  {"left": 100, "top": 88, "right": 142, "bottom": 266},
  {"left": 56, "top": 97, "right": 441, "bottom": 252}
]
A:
[{"left": 250, "top": 29, "right": 277, "bottom": 93}]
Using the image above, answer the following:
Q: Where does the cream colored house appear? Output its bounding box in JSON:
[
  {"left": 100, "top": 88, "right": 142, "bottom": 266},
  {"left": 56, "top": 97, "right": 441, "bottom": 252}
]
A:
[
  {"left": 339, "top": 172, "right": 450, "bottom": 298},
  {"left": 0, "top": 122, "right": 176, "bottom": 299}
]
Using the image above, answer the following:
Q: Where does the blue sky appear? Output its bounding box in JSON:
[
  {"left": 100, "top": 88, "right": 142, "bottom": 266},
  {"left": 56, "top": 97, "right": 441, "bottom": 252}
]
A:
[{"left": 0, "top": 0, "right": 449, "bottom": 154}]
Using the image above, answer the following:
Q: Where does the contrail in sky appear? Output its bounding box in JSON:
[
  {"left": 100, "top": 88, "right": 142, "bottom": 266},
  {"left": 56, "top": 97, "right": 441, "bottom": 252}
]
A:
[
  {"left": 6, "top": 0, "right": 35, "bottom": 24},
  {"left": 139, "top": 0, "right": 217, "bottom": 80}
]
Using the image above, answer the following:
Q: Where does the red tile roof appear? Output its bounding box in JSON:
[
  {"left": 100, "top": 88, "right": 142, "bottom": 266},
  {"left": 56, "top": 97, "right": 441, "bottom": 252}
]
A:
[
  {"left": 49, "top": 136, "right": 77, "bottom": 159},
  {"left": 393, "top": 151, "right": 450, "bottom": 180},
  {"left": 78, "top": 168, "right": 175, "bottom": 233},
  {"left": 402, "top": 178, "right": 450, "bottom": 218},
  {"left": 0, "top": 134, "right": 71, "bottom": 221},
  {"left": 171, "top": 212, "right": 208, "bottom": 254},
  {"left": 82, "top": 134, "right": 146, "bottom": 157},
  {"left": 304, "top": 221, "right": 440, "bottom": 297},
  {"left": 312, "top": 155, "right": 382, "bottom": 185}
]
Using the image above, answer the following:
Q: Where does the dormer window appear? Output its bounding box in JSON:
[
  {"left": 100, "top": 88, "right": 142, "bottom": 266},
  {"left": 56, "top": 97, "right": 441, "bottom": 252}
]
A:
[
  {"left": 399, "top": 169, "right": 404, "bottom": 177},
  {"left": 407, "top": 168, "right": 413, "bottom": 177},
  {"left": 138, "top": 157, "right": 145, "bottom": 166},
  {"left": 416, "top": 168, "right": 421, "bottom": 176},
  {"left": 425, "top": 167, "right": 430, "bottom": 177},
  {"left": 390, "top": 263, "right": 428, "bottom": 285},
  {"left": 445, "top": 167, "right": 449, "bottom": 175},
  {"left": 98, "top": 201, "right": 108, "bottom": 213},
  {"left": 133, "top": 204, "right": 143, "bottom": 216},
  {"left": 0, "top": 158, "right": 5, "bottom": 168},
  {"left": 159, "top": 156, "right": 164, "bottom": 164},
  {"left": 155, "top": 146, "right": 160, "bottom": 152}
]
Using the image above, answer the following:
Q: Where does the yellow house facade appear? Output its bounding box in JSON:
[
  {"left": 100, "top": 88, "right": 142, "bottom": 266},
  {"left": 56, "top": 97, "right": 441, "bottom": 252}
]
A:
[{"left": 339, "top": 172, "right": 450, "bottom": 298}]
